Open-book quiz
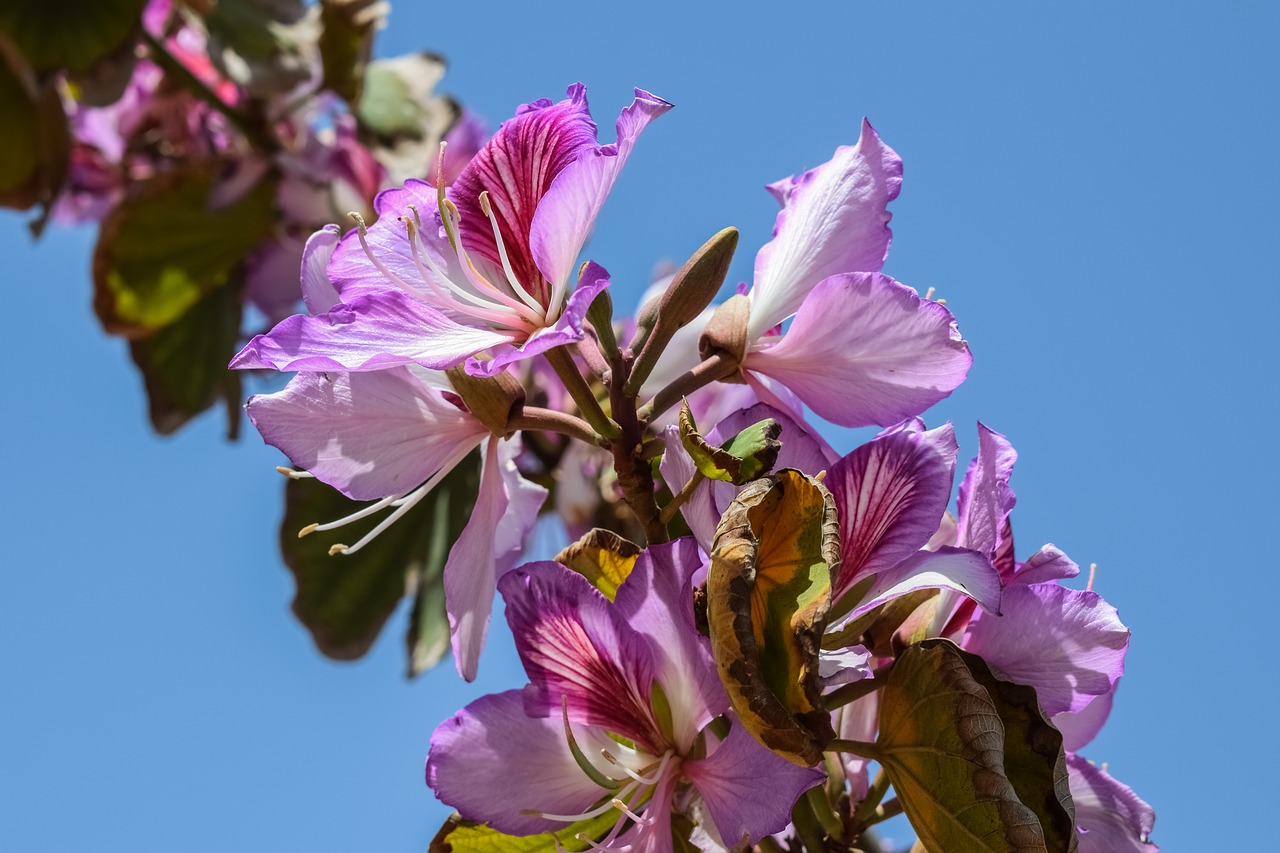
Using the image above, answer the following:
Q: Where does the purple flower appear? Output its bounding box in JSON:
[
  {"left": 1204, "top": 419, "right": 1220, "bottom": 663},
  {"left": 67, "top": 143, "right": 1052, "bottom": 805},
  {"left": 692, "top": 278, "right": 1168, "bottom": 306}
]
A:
[
  {"left": 232, "top": 84, "right": 672, "bottom": 378},
  {"left": 426, "top": 539, "right": 824, "bottom": 850}
]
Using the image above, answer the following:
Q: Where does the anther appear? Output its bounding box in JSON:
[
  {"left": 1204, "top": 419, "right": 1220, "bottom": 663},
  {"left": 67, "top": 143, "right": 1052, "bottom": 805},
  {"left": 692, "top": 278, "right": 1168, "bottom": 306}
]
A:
[
  {"left": 275, "top": 466, "right": 314, "bottom": 479},
  {"left": 328, "top": 544, "right": 348, "bottom": 556},
  {"left": 925, "top": 286, "right": 936, "bottom": 301},
  {"left": 814, "top": 470, "right": 828, "bottom": 482},
  {"left": 297, "top": 523, "right": 319, "bottom": 538}
]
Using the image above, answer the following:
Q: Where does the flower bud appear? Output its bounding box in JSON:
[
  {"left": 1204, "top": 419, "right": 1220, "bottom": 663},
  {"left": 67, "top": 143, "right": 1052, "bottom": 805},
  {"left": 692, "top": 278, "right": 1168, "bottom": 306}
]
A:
[
  {"left": 698, "top": 292, "right": 751, "bottom": 365},
  {"left": 445, "top": 365, "right": 525, "bottom": 436}
]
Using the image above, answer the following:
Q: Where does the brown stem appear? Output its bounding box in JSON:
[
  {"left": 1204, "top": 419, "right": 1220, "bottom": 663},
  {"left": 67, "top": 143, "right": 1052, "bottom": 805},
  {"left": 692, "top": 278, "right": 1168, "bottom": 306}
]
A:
[
  {"left": 659, "top": 470, "right": 705, "bottom": 526},
  {"left": 510, "top": 407, "right": 603, "bottom": 447},
  {"left": 544, "top": 345, "right": 620, "bottom": 440},
  {"left": 636, "top": 351, "right": 739, "bottom": 423},
  {"left": 608, "top": 352, "right": 668, "bottom": 544}
]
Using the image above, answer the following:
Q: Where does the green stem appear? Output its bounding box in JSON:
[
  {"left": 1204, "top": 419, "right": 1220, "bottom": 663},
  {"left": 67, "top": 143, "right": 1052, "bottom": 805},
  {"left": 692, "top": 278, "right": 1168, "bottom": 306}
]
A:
[
  {"left": 827, "top": 738, "right": 881, "bottom": 760},
  {"left": 805, "top": 785, "right": 845, "bottom": 841},
  {"left": 824, "top": 663, "right": 893, "bottom": 710},
  {"left": 544, "top": 345, "right": 620, "bottom": 441},
  {"left": 140, "top": 31, "right": 268, "bottom": 150},
  {"left": 791, "top": 794, "right": 830, "bottom": 853},
  {"left": 658, "top": 470, "right": 705, "bottom": 526},
  {"left": 864, "top": 797, "right": 903, "bottom": 827},
  {"left": 636, "top": 352, "right": 739, "bottom": 423},
  {"left": 510, "top": 407, "right": 603, "bottom": 447},
  {"left": 852, "top": 769, "right": 891, "bottom": 824}
]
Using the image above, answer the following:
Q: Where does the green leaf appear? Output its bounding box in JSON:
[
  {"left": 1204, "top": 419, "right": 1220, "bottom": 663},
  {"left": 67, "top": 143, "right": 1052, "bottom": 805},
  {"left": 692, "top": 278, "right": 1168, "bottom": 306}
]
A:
[
  {"left": 678, "top": 400, "right": 781, "bottom": 485},
  {"left": 0, "top": 0, "right": 146, "bottom": 73},
  {"left": 706, "top": 470, "right": 839, "bottom": 766},
  {"left": 93, "top": 168, "right": 276, "bottom": 337},
  {"left": 128, "top": 276, "right": 244, "bottom": 437},
  {"left": 202, "top": 0, "right": 311, "bottom": 95},
  {"left": 875, "top": 640, "right": 1078, "bottom": 853},
  {"left": 429, "top": 811, "right": 623, "bottom": 853},
  {"left": 554, "top": 528, "right": 641, "bottom": 601},
  {"left": 281, "top": 452, "right": 480, "bottom": 670},
  {"left": 316, "top": 0, "right": 383, "bottom": 102},
  {"left": 0, "top": 53, "right": 70, "bottom": 214},
  {"left": 356, "top": 52, "right": 450, "bottom": 140}
]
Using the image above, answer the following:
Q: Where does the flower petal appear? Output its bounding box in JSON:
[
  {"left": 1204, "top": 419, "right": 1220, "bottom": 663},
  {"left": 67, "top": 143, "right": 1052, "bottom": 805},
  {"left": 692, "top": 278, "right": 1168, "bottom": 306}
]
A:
[
  {"left": 748, "top": 119, "right": 902, "bottom": 338},
  {"left": 744, "top": 273, "right": 972, "bottom": 428},
  {"left": 463, "top": 264, "right": 610, "bottom": 377},
  {"left": 612, "top": 538, "right": 727, "bottom": 751},
  {"left": 683, "top": 722, "right": 826, "bottom": 847},
  {"left": 1015, "top": 543, "right": 1081, "bottom": 585},
  {"left": 445, "top": 439, "right": 547, "bottom": 681},
  {"left": 963, "top": 583, "right": 1129, "bottom": 716},
  {"left": 326, "top": 178, "right": 442, "bottom": 300},
  {"left": 426, "top": 689, "right": 608, "bottom": 836},
  {"left": 245, "top": 368, "right": 486, "bottom": 500},
  {"left": 825, "top": 422, "right": 959, "bottom": 596},
  {"left": 1067, "top": 753, "right": 1158, "bottom": 852},
  {"left": 500, "top": 560, "right": 659, "bottom": 749},
  {"left": 451, "top": 83, "right": 600, "bottom": 302},
  {"left": 659, "top": 424, "right": 718, "bottom": 553},
  {"left": 245, "top": 235, "right": 306, "bottom": 322},
  {"left": 229, "top": 289, "right": 517, "bottom": 372},
  {"left": 1052, "top": 686, "right": 1116, "bottom": 753},
  {"left": 956, "top": 422, "right": 1018, "bottom": 572},
  {"left": 844, "top": 546, "right": 1003, "bottom": 622},
  {"left": 300, "top": 224, "right": 342, "bottom": 314},
  {"left": 530, "top": 88, "right": 673, "bottom": 300}
]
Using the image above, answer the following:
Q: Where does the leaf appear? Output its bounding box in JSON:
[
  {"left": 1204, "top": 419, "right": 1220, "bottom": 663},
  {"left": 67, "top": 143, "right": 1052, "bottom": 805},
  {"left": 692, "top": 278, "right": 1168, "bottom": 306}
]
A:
[
  {"left": 875, "top": 640, "right": 1077, "bottom": 853},
  {"left": 0, "top": 0, "right": 147, "bottom": 73},
  {"left": 356, "top": 52, "right": 451, "bottom": 139},
  {"left": 128, "top": 275, "right": 244, "bottom": 437},
  {"left": 316, "top": 0, "right": 384, "bottom": 102},
  {"left": 678, "top": 400, "right": 781, "bottom": 485},
  {"left": 706, "top": 469, "right": 839, "bottom": 766},
  {"left": 93, "top": 168, "right": 276, "bottom": 337},
  {"left": 0, "top": 53, "right": 70, "bottom": 214},
  {"left": 429, "top": 810, "right": 624, "bottom": 853},
  {"left": 202, "top": 0, "right": 311, "bottom": 95},
  {"left": 555, "top": 528, "right": 641, "bottom": 602},
  {"left": 280, "top": 452, "right": 480, "bottom": 670}
]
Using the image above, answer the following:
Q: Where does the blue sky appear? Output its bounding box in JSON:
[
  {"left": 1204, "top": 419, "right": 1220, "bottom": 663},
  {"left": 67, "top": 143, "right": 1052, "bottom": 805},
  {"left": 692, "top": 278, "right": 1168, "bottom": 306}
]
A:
[{"left": 2, "top": 2, "right": 1276, "bottom": 849}]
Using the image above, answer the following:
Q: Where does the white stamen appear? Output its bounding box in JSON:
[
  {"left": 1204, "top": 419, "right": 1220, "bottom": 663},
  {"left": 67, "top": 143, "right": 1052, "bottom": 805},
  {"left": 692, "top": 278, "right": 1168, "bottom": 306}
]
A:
[
  {"left": 276, "top": 466, "right": 314, "bottom": 479},
  {"left": 535, "top": 781, "right": 641, "bottom": 822},
  {"left": 479, "top": 190, "right": 545, "bottom": 315},
  {"left": 575, "top": 834, "right": 633, "bottom": 853},
  {"left": 1087, "top": 562, "right": 1097, "bottom": 592},
  {"left": 349, "top": 212, "right": 418, "bottom": 294},
  {"left": 601, "top": 749, "right": 673, "bottom": 786},
  {"left": 306, "top": 494, "right": 400, "bottom": 535},
  {"left": 609, "top": 798, "right": 654, "bottom": 827}
]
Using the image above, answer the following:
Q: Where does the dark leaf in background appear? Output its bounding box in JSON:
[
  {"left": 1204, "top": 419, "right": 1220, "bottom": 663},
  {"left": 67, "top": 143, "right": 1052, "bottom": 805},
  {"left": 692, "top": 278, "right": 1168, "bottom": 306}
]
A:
[
  {"left": 93, "top": 167, "right": 275, "bottom": 337},
  {"left": 0, "top": 52, "right": 70, "bottom": 216},
  {"left": 317, "top": 0, "right": 384, "bottom": 103},
  {"left": 281, "top": 451, "right": 481, "bottom": 674},
  {"left": 0, "top": 0, "right": 146, "bottom": 74},
  {"left": 128, "top": 276, "right": 244, "bottom": 437},
  {"left": 202, "top": 0, "right": 311, "bottom": 95},
  {"left": 876, "top": 640, "right": 1077, "bottom": 853}
]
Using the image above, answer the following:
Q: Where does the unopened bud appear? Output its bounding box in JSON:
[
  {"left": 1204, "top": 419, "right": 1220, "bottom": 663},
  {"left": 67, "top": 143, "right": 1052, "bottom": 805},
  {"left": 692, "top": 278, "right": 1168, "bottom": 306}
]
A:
[
  {"left": 445, "top": 365, "right": 525, "bottom": 436},
  {"left": 698, "top": 293, "right": 751, "bottom": 365}
]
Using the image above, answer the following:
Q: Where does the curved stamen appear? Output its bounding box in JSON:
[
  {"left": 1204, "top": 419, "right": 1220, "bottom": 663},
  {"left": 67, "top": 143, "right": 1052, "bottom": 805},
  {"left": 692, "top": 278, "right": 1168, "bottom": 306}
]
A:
[
  {"left": 574, "top": 835, "right": 633, "bottom": 853},
  {"left": 601, "top": 749, "right": 672, "bottom": 786},
  {"left": 478, "top": 190, "right": 545, "bottom": 315},
  {"left": 349, "top": 213, "right": 418, "bottom": 295},
  {"left": 608, "top": 798, "right": 653, "bottom": 827},
  {"left": 440, "top": 198, "right": 537, "bottom": 315},
  {"left": 276, "top": 466, "right": 314, "bottom": 479},
  {"left": 535, "top": 781, "right": 641, "bottom": 824},
  {"left": 300, "top": 493, "right": 401, "bottom": 537}
]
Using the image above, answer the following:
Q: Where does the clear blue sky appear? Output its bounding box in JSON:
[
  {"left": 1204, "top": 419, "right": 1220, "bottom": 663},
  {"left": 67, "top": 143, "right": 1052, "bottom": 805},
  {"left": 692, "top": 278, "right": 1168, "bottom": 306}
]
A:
[{"left": 3, "top": 2, "right": 1275, "bottom": 849}]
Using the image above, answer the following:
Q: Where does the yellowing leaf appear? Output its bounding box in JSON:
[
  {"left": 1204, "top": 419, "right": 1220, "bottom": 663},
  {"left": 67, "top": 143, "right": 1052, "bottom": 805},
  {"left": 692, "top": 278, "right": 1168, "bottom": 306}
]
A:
[
  {"left": 706, "top": 470, "right": 838, "bottom": 766},
  {"left": 876, "top": 640, "right": 1078, "bottom": 853},
  {"left": 678, "top": 400, "right": 781, "bottom": 485},
  {"left": 555, "top": 528, "right": 641, "bottom": 601}
]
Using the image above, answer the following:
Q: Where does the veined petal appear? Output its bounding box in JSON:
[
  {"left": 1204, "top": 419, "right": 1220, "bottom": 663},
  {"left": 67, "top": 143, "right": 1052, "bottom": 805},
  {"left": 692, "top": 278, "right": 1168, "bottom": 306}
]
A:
[
  {"left": 445, "top": 439, "right": 548, "bottom": 681},
  {"left": 837, "top": 691, "right": 879, "bottom": 802},
  {"left": 463, "top": 265, "right": 609, "bottom": 377},
  {"left": 683, "top": 723, "right": 826, "bottom": 847},
  {"left": 748, "top": 119, "right": 902, "bottom": 338},
  {"left": 246, "top": 368, "right": 487, "bottom": 501},
  {"left": 744, "top": 273, "right": 972, "bottom": 428},
  {"left": 963, "top": 583, "right": 1129, "bottom": 716},
  {"left": 956, "top": 422, "right": 1018, "bottom": 570},
  {"left": 1015, "top": 543, "right": 1081, "bottom": 585},
  {"left": 500, "top": 561, "right": 660, "bottom": 749},
  {"left": 843, "top": 546, "right": 1003, "bottom": 623},
  {"left": 1067, "top": 754, "right": 1158, "bottom": 852},
  {"left": 1052, "top": 686, "right": 1116, "bottom": 753},
  {"left": 659, "top": 425, "right": 718, "bottom": 553},
  {"left": 826, "top": 423, "right": 959, "bottom": 596},
  {"left": 612, "top": 538, "right": 727, "bottom": 752},
  {"left": 426, "top": 689, "right": 608, "bottom": 836},
  {"left": 229, "top": 289, "right": 518, "bottom": 372},
  {"left": 451, "top": 83, "right": 600, "bottom": 302},
  {"left": 530, "top": 88, "right": 673, "bottom": 301},
  {"left": 300, "top": 224, "right": 341, "bottom": 314},
  {"left": 327, "top": 178, "right": 443, "bottom": 301}
]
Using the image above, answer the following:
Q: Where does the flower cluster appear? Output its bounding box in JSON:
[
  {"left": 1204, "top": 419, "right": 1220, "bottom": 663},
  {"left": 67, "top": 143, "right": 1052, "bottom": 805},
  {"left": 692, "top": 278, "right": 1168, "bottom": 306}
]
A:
[{"left": 233, "top": 82, "right": 1156, "bottom": 852}]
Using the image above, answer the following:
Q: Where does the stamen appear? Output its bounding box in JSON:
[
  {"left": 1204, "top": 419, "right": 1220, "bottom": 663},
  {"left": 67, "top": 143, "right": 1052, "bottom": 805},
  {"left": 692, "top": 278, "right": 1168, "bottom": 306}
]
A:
[
  {"left": 435, "top": 142, "right": 458, "bottom": 252},
  {"left": 533, "top": 781, "right": 641, "bottom": 822},
  {"left": 609, "top": 799, "right": 654, "bottom": 826},
  {"left": 600, "top": 749, "right": 672, "bottom": 786},
  {"left": 575, "top": 834, "right": 633, "bottom": 853},
  {"left": 479, "top": 190, "right": 545, "bottom": 315},
  {"left": 348, "top": 212, "right": 417, "bottom": 294},
  {"left": 925, "top": 286, "right": 936, "bottom": 300},
  {"left": 1087, "top": 562, "right": 1097, "bottom": 592},
  {"left": 814, "top": 470, "right": 828, "bottom": 483},
  {"left": 439, "top": 198, "right": 531, "bottom": 313},
  {"left": 275, "top": 466, "right": 314, "bottom": 479},
  {"left": 305, "top": 494, "right": 400, "bottom": 536},
  {"left": 297, "top": 523, "right": 319, "bottom": 538}
]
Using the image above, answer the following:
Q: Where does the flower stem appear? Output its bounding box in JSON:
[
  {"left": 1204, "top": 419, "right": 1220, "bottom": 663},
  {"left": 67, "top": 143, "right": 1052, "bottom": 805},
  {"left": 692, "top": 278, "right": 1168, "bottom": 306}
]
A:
[
  {"left": 864, "top": 797, "right": 903, "bottom": 827},
  {"left": 658, "top": 470, "right": 705, "bottom": 526},
  {"left": 852, "top": 769, "right": 891, "bottom": 825},
  {"left": 824, "top": 663, "right": 892, "bottom": 710},
  {"left": 606, "top": 352, "right": 667, "bottom": 544},
  {"left": 636, "top": 351, "right": 739, "bottom": 423},
  {"left": 790, "top": 793, "right": 830, "bottom": 853},
  {"left": 806, "top": 785, "right": 845, "bottom": 840},
  {"left": 826, "top": 738, "right": 881, "bottom": 760},
  {"left": 544, "top": 345, "right": 621, "bottom": 441},
  {"left": 510, "top": 407, "right": 604, "bottom": 447}
]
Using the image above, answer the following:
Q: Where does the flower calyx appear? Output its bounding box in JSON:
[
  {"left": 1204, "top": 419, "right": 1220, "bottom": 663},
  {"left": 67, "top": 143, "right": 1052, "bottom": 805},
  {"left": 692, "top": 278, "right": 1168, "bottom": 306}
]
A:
[
  {"left": 698, "top": 292, "right": 751, "bottom": 369},
  {"left": 445, "top": 364, "right": 525, "bottom": 437}
]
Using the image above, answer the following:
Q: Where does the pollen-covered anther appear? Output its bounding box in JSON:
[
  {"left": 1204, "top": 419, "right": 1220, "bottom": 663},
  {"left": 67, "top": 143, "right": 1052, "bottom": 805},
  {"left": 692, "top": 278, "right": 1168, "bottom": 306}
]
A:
[
  {"left": 275, "top": 466, "right": 314, "bottom": 479},
  {"left": 297, "top": 523, "right": 319, "bottom": 538},
  {"left": 327, "top": 544, "right": 348, "bottom": 556}
]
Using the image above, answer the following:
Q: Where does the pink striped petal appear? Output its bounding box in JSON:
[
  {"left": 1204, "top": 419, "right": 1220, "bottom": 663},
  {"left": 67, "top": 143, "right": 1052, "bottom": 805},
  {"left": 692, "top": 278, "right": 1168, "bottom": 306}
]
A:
[
  {"left": 1067, "top": 754, "right": 1158, "bottom": 852},
  {"left": 844, "top": 546, "right": 1003, "bottom": 622},
  {"left": 957, "top": 423, "right": 1019, "bottom": 571},
  {"left": 744, "top": 273, "right": 972, "bottom": 428}
]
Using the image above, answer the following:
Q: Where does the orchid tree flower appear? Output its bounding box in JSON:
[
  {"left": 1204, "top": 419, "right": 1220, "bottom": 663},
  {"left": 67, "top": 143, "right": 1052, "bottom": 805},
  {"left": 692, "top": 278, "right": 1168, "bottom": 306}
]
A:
[
  {"left": 231, "top": 84, "right": 672, "bottom": 378},
  {"left": 661, "top": 121, "right": 971, "bottom": 430},
  {"left": 427, "top": 539, "right": 825, "bottom": 851},
  {"left": 238, "top": 228, "right": 546, "bottom": 681}
]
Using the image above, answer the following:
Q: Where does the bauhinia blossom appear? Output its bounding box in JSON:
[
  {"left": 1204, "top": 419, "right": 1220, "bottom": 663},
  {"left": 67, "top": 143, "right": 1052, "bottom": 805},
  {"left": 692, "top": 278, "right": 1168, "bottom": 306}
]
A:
[
  {"left": 238, "top": 228, "right": 546, "bottom": 680},
  {"left": 426, "top": 539, "right": 825, "bottom": 851},
  {"left": 231, "top": 84, "right": 672, "bottom": 378}
]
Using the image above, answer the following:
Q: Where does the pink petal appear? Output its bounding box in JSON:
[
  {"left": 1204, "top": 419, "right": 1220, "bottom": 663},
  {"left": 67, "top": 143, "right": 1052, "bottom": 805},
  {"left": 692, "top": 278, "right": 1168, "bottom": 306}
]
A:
[
  {"left": 826, "top": 423, "right": 959, "bottom": 596},
  {"left": 445, "top": 439, "right": 548, "bottom": 681},
  {"left": 956, "top": 422, "right": 1018, "bottom": 571},
  {"left": 748, "top": 119, "right": 902, "bottom": 338},
  {"left": 300, "top": 224, "right": 341, "bottom": 314},
  {"left": 963, "top": 583, "right": 1129, "bottom": 716},
  {"left": 1067, "top": 754, "right": 1158, "bottom": 852},
  {"left": 245, "top": 368, "right": 487, "bottom": 501},
  {"left": 744, "top": 273, "right": 972, "bottom": 428},
  {"left": 843, "top": 546, "right": 1003, "bottom": 623},
  {"left": 1052, "top": 686, "right": 1116, "bottom": 753},
  {"left": 229, "top": 289, "right": 518, "bottom": 372},
  {"left": 1015, "top": 544, "right": 1081, "bottom": 585}
]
